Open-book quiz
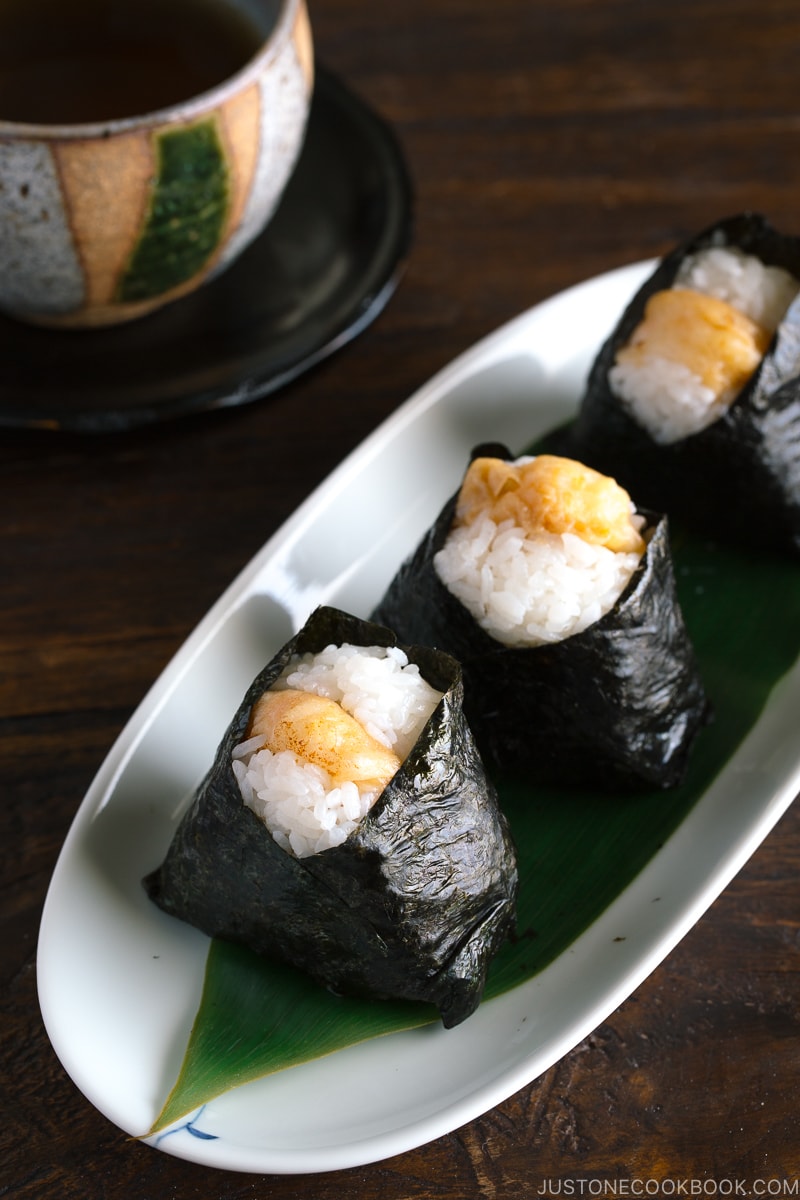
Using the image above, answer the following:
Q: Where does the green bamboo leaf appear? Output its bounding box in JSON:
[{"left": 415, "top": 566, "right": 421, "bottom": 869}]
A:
[
  {"left": 152, "top": 942, "right": 435, "bottom": 1133},
  {"left": 150, "top": 522, "right": 800, "bottom": 1134}
]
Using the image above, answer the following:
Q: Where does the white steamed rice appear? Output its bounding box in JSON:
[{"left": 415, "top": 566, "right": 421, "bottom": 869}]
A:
[
  {"left": 231, "top": 644, "right": 442, "bottom": 858},
  {"left": 434, "top": 512, "right": 643, "bottom": 648},
  {"left": 674, "top": 244, "right": 799, "bottom": 330},
  {"left": 609, "top": 244, "right": 800, "bottom": 444}
]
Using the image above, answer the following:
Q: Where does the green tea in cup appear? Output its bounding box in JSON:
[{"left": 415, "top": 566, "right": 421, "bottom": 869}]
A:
[
  {"left": 0, "top": 0, "right": 313, "bottom": 328},
  {"left": 0, "top": 0, "right": 269, "bottom": 124}
]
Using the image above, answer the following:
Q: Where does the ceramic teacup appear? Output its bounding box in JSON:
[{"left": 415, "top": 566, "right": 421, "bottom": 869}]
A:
[{"left": 0, "top": 0, "right": 313, "bottom": 328}]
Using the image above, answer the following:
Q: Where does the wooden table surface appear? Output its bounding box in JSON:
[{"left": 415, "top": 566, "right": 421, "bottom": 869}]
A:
[{"left": 2, "top": 0, "right": 799, "bottom": 1195}]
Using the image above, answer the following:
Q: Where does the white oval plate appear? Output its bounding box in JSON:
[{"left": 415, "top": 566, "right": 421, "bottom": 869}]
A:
[{"left": 37, "top": 261, "right": 800, "bottom": 1175}]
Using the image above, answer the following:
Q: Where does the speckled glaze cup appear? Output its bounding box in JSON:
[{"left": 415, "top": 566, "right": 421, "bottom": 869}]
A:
[{"left": 0, "top": 0, "right": 313, "bottom": 328}]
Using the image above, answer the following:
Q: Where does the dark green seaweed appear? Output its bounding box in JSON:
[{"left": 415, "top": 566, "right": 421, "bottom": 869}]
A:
[
  {"left": 371, "top": 445, "right": 711, "bottom": 790},
  {"left": 548, "top": 212, "right": 800, "bottom": 557},
  {"left": 144, "top": 606, "right": 518, "bottom": 1029}
]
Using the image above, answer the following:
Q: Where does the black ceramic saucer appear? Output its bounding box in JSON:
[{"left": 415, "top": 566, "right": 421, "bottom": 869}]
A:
[{"left": 0, "top": 67, "right": 413, "bottom": 433}]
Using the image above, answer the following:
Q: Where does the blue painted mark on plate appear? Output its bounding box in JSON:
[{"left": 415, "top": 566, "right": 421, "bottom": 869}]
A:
[{"left": 154, "top": 1104, "right": 219, "bottom": 1145}]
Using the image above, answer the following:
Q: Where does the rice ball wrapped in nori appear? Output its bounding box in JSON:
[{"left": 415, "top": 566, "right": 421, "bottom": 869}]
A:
[
  {"left": 553, "top": 212, "right": 800, "bottom": 557},
  {"left": 144, "top": 606, "right": 518, "bottom": 1029},
  {"left": 371, "top": 446, "right": 711, "bottom": 790}
]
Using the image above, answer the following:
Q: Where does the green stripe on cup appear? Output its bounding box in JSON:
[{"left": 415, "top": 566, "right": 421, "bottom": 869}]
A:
[{"left": 117, "top": 119, "right": 230, "bottom": 304}]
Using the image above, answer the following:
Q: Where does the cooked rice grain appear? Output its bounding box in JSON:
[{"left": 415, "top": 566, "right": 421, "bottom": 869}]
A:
[
  {"left": 434, "top": 514, "right": 641, "bottom": 646},
  {"left": 610, "top": 246, "right": 800, "bottom": 443},
  {"left": 232, "top": 645, "right": 442, "bottom": 857}
]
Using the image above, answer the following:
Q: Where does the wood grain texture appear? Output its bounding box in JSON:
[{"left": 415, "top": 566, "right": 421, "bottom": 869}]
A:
[{"left": 2, "top": 0, "right": 799, "bottom": 1195}]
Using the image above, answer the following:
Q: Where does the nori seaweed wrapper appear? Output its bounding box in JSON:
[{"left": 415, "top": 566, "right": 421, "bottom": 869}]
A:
[
  {"left": 144, "top": 606, "right": 518, "bottom": 1029},
  {"left": 371, "top": 445, "right": 711, "bottom": 790},
  {"left": 549, "top": 212, "right": 800, "bottom": 557}
]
